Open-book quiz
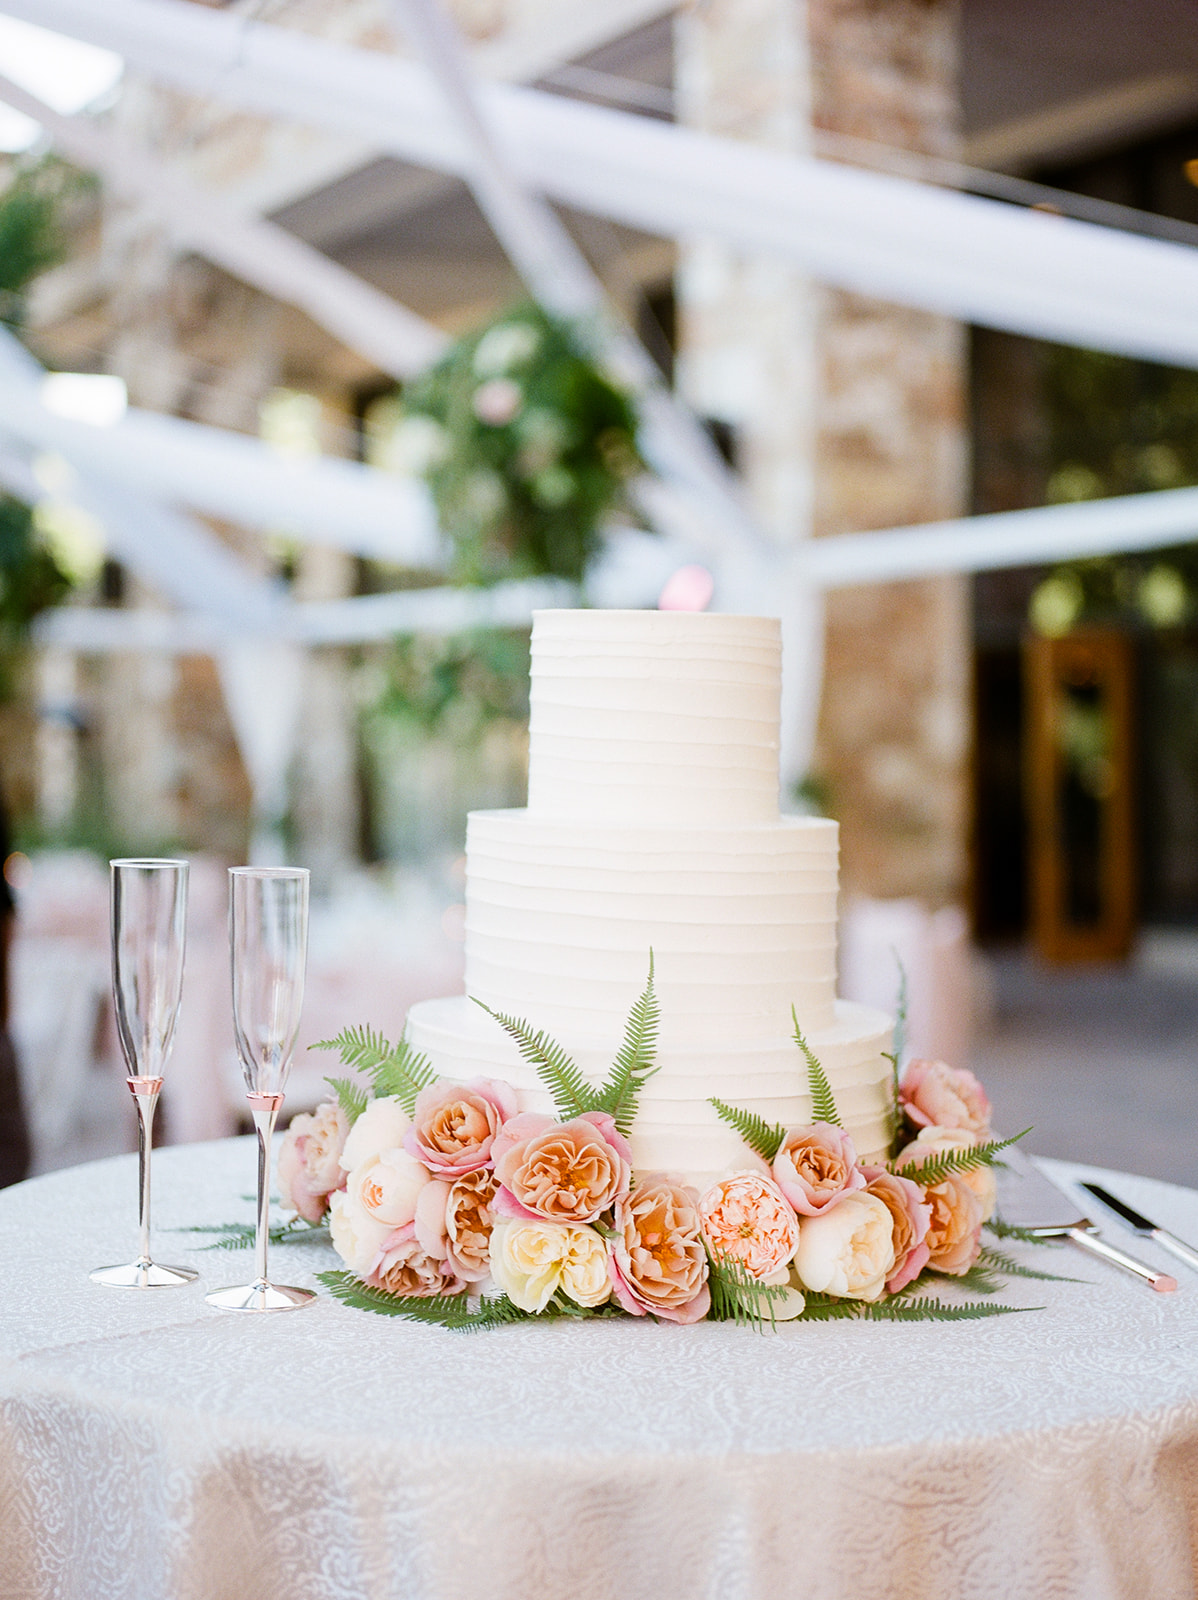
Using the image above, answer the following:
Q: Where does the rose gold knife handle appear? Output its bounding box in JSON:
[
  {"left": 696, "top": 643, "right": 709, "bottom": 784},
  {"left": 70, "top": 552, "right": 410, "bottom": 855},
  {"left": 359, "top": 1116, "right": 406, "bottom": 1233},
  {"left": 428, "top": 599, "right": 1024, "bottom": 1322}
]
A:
[
  {"left": 1066, "top": 1228, "right": 1178, "bottom": 1292},
  {"left": 1149, "top": 1230, "right": 1198, "bottom": 1275}
]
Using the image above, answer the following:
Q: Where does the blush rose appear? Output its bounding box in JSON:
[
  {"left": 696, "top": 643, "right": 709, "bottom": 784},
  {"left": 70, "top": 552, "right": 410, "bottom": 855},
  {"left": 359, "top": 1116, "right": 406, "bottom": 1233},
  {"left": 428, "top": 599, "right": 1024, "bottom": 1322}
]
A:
[
  {"left": 900, "top": 1059, "right": 992, "bottom": 1138},
  {"left": 277, "top": 1100, "right": 348, "bottom": 1223},
  {"left": 772, "top": 1123, "right": 866, "bottom": 1216},
  {"left": 861, "top": 1165, "right": 932, "bottom": 1293},
  {"left": 609, "top": 1177, "right": 710, "bottom": 1324},
  {"left": 404, "top": 1077, "right": 516, "bottom": 1177},
  {"left": 492, "top": 1111, "right": 632, "bottom": 1224},
  {"left": 921, "top": 1173, "right": 984, "bottom": 1276}
]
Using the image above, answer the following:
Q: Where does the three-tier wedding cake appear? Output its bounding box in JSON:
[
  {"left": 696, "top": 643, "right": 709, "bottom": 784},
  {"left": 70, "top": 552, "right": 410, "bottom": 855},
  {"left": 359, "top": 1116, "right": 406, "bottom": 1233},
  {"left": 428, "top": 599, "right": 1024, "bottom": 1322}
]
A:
[{"left": 405, "top": 608, "right": 895, "bottom": 1185}]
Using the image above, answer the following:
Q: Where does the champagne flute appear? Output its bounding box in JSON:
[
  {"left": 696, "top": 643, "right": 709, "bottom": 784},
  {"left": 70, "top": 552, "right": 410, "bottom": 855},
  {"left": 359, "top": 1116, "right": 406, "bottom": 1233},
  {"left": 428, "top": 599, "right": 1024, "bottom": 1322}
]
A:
[
  {"left": 91, "top": 859, "right": 198, "bottom": 1289},
  {"left": 206, "top": 867, "right": 315, "bottom": 1313}
]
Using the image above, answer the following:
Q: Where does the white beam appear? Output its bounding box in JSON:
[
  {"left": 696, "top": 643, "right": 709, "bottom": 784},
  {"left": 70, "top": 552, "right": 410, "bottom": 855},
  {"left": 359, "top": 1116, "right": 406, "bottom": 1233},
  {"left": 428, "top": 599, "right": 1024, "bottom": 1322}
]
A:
[{"left": 12, "top": 0, "right": 1198, "bottom": 368}]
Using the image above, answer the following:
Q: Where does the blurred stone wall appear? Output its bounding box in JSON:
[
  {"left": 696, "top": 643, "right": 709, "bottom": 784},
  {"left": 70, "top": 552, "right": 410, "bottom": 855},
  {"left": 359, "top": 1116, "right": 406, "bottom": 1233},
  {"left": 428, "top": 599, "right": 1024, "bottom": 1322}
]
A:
[{"left": 676, "top": 0, "right": 970, "bottom": 907}]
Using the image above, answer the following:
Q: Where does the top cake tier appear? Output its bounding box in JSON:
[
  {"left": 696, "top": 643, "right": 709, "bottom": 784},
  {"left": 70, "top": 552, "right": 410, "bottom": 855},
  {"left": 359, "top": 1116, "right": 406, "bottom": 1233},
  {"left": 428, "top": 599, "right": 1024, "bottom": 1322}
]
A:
[{"left": 526, "top": 610, "right": 781, "bottom": 825}]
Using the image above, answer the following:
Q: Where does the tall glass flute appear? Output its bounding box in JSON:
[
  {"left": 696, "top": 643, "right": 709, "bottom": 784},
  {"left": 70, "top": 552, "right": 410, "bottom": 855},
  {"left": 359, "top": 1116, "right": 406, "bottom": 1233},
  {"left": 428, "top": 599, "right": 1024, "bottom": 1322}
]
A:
[
  {"left": 91, "top": 859, "right": 198, "bottom": 1289},
  {"left": 206, "top": 867, "right": 315, "bottom": 1313}
]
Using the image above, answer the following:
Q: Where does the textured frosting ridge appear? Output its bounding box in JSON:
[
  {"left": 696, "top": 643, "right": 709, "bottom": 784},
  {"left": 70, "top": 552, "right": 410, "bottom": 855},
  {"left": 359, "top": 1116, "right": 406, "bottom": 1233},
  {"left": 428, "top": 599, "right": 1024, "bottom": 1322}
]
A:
[{"left": 405, "top": 608, "right": 895, "bottom": 1182}]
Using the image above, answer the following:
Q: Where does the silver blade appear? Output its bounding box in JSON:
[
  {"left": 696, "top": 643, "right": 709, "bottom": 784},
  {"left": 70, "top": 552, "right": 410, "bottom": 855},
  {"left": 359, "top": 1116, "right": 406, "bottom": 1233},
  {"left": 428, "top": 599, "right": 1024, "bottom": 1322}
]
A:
[
  {"left": 995, "top": 1147, "right": 1090, "bottom": 1230},
  {"left": 1079, "top": 1182, "right": 1153, "bottom": 1233}
]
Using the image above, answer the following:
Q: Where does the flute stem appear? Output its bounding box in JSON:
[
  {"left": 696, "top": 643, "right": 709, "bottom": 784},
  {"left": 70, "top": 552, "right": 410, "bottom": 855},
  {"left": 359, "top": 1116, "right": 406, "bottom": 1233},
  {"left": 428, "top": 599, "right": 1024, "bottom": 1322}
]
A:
[
  {"left": 248, "top": 1092, "right": 284, "bottom": 1288},
  {"left": 126, "top": 1076, "right": 162, "bottom": 1267}
]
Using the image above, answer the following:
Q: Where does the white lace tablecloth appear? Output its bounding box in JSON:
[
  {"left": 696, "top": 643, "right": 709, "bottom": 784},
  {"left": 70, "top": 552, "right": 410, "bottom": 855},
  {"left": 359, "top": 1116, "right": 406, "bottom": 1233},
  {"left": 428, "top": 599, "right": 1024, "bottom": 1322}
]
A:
[{"left": 3, "top": 1139, "right": 1198, "bottom": 1600}]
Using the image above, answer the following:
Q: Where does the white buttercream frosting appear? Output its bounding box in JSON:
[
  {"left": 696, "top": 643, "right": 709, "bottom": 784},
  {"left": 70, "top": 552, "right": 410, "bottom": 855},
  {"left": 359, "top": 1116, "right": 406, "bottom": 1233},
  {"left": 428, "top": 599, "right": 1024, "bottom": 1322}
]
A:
[{"left": 403, "top": 608, "right": 896, "bottom": 1184}]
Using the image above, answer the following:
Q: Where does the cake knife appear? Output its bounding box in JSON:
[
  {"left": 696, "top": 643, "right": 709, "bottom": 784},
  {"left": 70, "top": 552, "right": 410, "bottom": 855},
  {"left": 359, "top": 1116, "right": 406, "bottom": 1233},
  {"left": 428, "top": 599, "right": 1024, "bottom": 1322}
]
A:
[
  {"left": 1080, "top": 1182, "right": 1198, "bottom": 1275},
  {"left": 995, "top": 1149, "right": 1178, "bottom": 1292}
]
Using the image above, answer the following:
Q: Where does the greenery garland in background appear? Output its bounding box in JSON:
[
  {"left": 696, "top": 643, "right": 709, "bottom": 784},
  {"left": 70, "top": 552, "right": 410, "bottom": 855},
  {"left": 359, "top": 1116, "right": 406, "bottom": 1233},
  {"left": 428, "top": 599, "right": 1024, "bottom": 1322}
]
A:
[{"left": 398, "top": 304, "right": 643, "bottom": 586}]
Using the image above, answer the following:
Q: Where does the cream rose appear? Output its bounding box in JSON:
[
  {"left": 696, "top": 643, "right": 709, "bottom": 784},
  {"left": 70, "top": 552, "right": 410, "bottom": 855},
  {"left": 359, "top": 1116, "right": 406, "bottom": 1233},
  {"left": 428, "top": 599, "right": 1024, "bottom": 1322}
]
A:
[
  {"left": 349, "top": 1147, "right": 432, "bottom": 1229},
  {"left": 609, "top": 1177, "right": 710, "bottom": 1324},
  {"left": 277, "top": 1100, "right": 348, "bottom": 1223},
  {"left": 492, "top": 1111, "right": 631, "bottom": 1224},
  {"left": 328, "top": 1188, "right": 392, "bottom": 1277},
  {"left": 339, "top": 1095, "right": 411, "bottom": 1173},
  {"left": 897, "top": 1127, "right": 997, "bottom": 1223},
  {"left": 793, "top": 1190, "right": 896, "bottom": 1301},
  {"left": 900, "top": 1059, "right": 992, "bottom": 1138},
  {"left": 489, "top": 1220, "right": 610, "bottom": 1312},
  {"left": 772, "top": 1123, "right": 866, "bottom": 1216},
  {"left": 699, "top": 1171, "right": 801, "bottom": 1281}
]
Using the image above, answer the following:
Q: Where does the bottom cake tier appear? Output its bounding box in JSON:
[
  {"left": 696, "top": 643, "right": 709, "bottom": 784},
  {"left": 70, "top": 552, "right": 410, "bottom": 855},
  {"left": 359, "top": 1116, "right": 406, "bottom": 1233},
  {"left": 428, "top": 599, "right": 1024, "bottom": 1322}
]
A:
[{"left": 405, "top": 993, "right": 895, "bottom": 1186}]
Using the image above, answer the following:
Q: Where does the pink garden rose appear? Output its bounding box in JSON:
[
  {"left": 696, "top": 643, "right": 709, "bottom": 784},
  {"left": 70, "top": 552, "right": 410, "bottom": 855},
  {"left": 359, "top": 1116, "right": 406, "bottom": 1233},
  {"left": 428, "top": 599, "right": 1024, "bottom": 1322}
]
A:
[
  {"left": 772, "top": 1123, "right": 866, "bottom": 1216},
  {"left": 277, "top": 1100, "right": 348, "bottom": 1223},
  {"left": 900, "top": 1059, "right": 992, "bottom": 1138},
  {"left": 404, "top": 1077, "right": 517, "bottom": 1177},
  {"left": 862, "top": 1165, "right": 932, "bottom": 1293},
  {"left": 609, "top": 1177, "right": 710, "bottom": 1324},
  {"left": 445, "top": 1168, "right": 498, "bottom": 1281},
  {"left": 368, "top": 1227, "right": 467, "bottom": 1299},
  {"left": 492, "top": 1111, "right": 632, "bottom": 1225},
  {"left": 698, "top": 1171, "right": 801, "bottom": 1281}
]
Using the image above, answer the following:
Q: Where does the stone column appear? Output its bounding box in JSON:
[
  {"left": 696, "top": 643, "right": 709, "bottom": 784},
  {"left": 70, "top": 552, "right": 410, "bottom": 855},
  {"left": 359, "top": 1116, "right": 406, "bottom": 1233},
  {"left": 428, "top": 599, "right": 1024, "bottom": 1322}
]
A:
[{"left": 675, "top": 0, "right": 970, "bottom": 907}]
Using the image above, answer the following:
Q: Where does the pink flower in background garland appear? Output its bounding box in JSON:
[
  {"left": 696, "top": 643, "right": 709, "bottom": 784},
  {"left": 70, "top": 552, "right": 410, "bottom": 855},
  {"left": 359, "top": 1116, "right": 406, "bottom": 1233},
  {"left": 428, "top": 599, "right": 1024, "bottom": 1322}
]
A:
[
  {"left": 277, "top": 1101, "right": 348, "bottom": 1223},
  {"left": 900, "top": 1059, "right": 992, "bottom": 1139}
]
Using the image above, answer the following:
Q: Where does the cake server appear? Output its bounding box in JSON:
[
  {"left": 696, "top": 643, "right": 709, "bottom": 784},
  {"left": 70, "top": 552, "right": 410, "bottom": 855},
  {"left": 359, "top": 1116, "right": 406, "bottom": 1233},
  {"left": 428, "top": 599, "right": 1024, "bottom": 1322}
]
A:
[
  {"left": 1079, "top": 1182, "right": 1198, "bottom": 1275},
  {"left": 995, "top": 1149, "right": 1177, "bottom": 1293}
]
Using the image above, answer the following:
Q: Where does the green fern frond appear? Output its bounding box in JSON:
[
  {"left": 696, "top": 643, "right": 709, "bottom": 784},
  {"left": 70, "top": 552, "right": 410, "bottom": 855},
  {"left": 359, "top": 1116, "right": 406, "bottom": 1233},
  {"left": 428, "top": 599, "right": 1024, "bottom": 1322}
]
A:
[
  {"left": 593, "top": 952, "right": 660, "bottom": 1136},
  {"left": 707, "top": 1253, "right": 790, "bottom": 1330},
  {"left": 474, "top": 998, "right": 599, "bottom": 1120},
  {"left": 313, "top": 1025, "right": 435, "bottom": 1114},
  {"left": 986, "top": 1215, "right": 1058, "bottom": 1244},
  {"left": 858, "top": 1295, "right": 1038, "bottom": 1322},
  {"left": 941, "top": 1260, "right": 1004, "bottom": 1296},
  {"left": 977, "top": 1246, "right": 1082, "bottom": 1284},
  {"left": 894, "top": 1128, "right": 1030, "bottom": 1189},
  {"left": 795, "top": 1292, "right": 869, "bottom": 1321},
  {"left": 180, "top": 1216, "right": 329, "bottom": 1252},
  {"left": 324, "top": 1076, "right": 369, "bottom": 1125},
  {"left": 792, "top": 1007, "right": 841, "bottom": 1126},
  {"left": 317, "top": 1271, "right": 533, "bottom": 1330},
  {"left": 709, "top": 1098, "right": 787, "bottom": 1163}
]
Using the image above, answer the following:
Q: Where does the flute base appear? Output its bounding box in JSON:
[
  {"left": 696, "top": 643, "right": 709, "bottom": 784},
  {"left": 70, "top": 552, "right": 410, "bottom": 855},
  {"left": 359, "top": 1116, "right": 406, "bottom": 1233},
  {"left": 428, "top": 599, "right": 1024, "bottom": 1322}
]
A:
[
  {"left": 90, "top": 1258, "right": 199, "bottom": 1288},
  {"left": 205, "top": 1279, "right": 316, "bottom": 1313}
]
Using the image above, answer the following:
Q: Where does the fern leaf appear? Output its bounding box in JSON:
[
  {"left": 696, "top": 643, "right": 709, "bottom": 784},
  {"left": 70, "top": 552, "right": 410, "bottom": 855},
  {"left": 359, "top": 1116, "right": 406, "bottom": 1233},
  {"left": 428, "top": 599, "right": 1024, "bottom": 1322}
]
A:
[
  {"left": 592, "top": 952, "right": 660, "bottom": 1135},
  {"left": 180, "top": 1216, "right": 329, "bottom": 1251},
  {"left": 317, "top": 1271, "right": 533, "bottom": 1330},
  {"left": 709, "top": 1098, "right": 787, "bottom": 1163},
  {"left": 857, "top": 1296, "right": 1038, "bottom": 1322},
  {"left": 324, "top": 1076, "right": 369, "bottom": 1125},
  {"left": 792, "top": 1007, "right": 841, "bottom": 1126},
  {"left": 977, "top": 1246, "right": 1083, "bottom": 1284},
  {"left": 986, "top": 1215, "right": 1052, "bottom": 1243},
  {"left": 474, "top": 998, "right": 599, "bottom": 1120},
  {"left": 312, "top": 1025, "right": 435, "bottom": 1114},
  {"left": 894, "top": 1128, "right": 1030, "bottom": 1189},
  {"left": 795, "top": 1292, "right": 868, "bottom": 1321},
  {"left": 706, "top": 1253, "right": 790, "bottom": 1330},
  {"left": 939, "top": 1260, "right": 1004, "bottom": 1296}
]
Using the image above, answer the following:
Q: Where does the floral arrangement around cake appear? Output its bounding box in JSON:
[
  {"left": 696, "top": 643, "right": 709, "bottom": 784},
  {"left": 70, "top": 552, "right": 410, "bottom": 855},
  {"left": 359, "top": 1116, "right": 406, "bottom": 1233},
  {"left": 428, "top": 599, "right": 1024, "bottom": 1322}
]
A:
[{"left": 274, "top": 961, "right": 1056, "bottom": 1330}]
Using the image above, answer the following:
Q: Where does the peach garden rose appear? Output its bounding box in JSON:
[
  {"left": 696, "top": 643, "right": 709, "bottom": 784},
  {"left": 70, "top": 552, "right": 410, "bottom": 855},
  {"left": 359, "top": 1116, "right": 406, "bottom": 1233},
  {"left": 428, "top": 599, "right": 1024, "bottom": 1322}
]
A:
[
  {"left": 277, "top": 1100, "right": 348, "bottom": 1223},
  {"left": 772, "top": 1123, "right": 866, "bottom": 1217},
  {"left": 445, "top": 1168, "right": 498, "bottom": 1281},
  {"left": 861, "top": 1165, "right": 932, "bottom": 1293},
  {"left": 896, "top": 1127, "right": 997, "bottom": 1223},
  {"left": 404, "top": 1077, "right": 517, "bottom": 1177},
  {"left": 698, "top": 1171, "right": 801, "bottom": 1281},
  {"left": 609, "top": 1177, "right": 710, "bottom": 1324},
  {"left": 348, "top": 1146, "right": 432, "bottom": 1230},
  {"left": 920, "top": 1172, "right": 984, "bottom": 1277},
  {"left": 370, "top": 1229, "right": 467, "bottom": 1299},
  {"left": 492, "top": 1111, "right": 632, "bottom": 1224}
]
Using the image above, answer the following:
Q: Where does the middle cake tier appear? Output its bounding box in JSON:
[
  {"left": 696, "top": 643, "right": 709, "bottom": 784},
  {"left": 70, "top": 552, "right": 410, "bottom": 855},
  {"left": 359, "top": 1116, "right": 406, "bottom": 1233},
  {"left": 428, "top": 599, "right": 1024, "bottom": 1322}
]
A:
[{"left": 463, "top": 810, "right": 840, "bottom": 1045}]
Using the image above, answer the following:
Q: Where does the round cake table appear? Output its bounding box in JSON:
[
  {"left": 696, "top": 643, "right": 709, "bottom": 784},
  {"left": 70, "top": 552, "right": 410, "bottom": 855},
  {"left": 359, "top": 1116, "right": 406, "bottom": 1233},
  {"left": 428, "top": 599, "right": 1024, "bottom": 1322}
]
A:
[{"left": 2, "top": 1138, "right": 1198, "bottom": 1600}]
